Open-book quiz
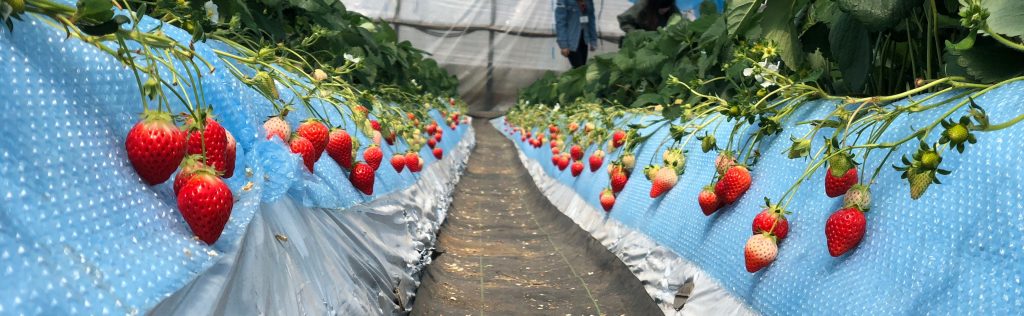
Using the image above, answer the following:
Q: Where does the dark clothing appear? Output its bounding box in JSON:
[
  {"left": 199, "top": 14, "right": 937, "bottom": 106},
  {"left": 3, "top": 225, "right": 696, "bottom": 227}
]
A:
[
  {"left": 568, "top": 31, "right": 589, "bottom": 68},
  {"left": 618, "top": 0, "right": 679, "bottom": 33}
]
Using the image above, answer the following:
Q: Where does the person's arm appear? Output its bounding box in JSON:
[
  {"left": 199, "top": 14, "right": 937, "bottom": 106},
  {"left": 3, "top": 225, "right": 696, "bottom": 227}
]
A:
[
  {"left": 587, "top": 1, "right": 598, "bottom": 50},
  {"left": 554, "top": 0, "right": 571, "bottom": 51}
]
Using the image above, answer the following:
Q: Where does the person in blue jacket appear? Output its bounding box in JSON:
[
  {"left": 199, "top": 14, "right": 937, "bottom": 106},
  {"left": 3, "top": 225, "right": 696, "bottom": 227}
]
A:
[{"left": 555, "top": 0, "right": 598, "bottom": 68}]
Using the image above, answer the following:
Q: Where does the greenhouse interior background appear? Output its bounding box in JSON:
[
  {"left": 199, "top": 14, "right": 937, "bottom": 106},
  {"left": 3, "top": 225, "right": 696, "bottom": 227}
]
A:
[{"left": 1, "top": 0, "right": 1022, "bottom": 315}]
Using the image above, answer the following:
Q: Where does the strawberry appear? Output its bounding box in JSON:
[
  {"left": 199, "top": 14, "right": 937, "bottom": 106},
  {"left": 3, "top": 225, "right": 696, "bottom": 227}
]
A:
[
  {"left": 369, "top": 119, "right": 381, "bottom": 131},
  {"left": 752, "top": 206, "right": 789, "bottom": 240},
  {"left": 352, "top": 105, "right": 369, "bottom": 122},
  {"left": 643, "top": 164, "right": 661, "bottom": 181},
  {"left": 557, "top": 154, "right": 570, "bottom": 170},
  {"left": 186, "top": 117, "right": 229, "bottom": 175},
  {"left": 589, "top": 150, "right": 605, "bottom": 172},
  {"left": 568, "top": 122, "right": 579, "bottom": 133},
  {"left": 449, "top": 122, "right": 457, "bottom": 130},
  {"left": 406, "top": 152, "right": 424, "bottom": 172},
  {"left": 843, "top": 184, "right": 871, "bottom": 210},
  {"left": 290, "top": 135, "right": 316, "bottom": 172},
  {"left": 549, "top": 124, "right": 558, "bottom": 134},
  {"left": 296, "top": 119, "right": 329, "bottom": 160},
  {"left": 371, "top": 130, "right": 382, "bottom": 146},
  {"left": 433, "top": 147, "right": 443, "bottom": 159},
  {"left": 611, "top": 130, "right": 626, "bottom": 148},
  {"left": 715, "top": 151, "right": 736, "bottom": 175},
  {"left": 385, "top": 131, "right": 397, "bottom": 146},
  {"left": 571, "top": 160, "right": 584, "bottom": 177},
  {"left": 263, "top": 116, "right": 290, "bottom": 142},
  {"left": 825, "top": 207, "right": 866, "bottom": 257},
  {"left": 176, "top": 168, "right": 233, "bottom": 245},
  {"left": 552, "top": 155, "right": 560, "bottom": 166},
  {"left": 600, "top": 189, "right": 615, "bottom": 212},
  {"left": 621, "top": 153, "right": 636, "bottom": 174},
  {"left": 649, "top": 167, "right": 678, "bottom": 198},
  {"left": 223, "top": 130, "right": 236, "bottom": 178},
  {"left": 428, "top": 138, "right": 437, "bottom": 149},
  {"left": 551, "top": 147, "right": 560, "bottom": 155},
  {"left": 744, "top": 233, "right": 778, "bottom": 273},
  {"left": 825, "top": 166, "right": 858, "bottom": 198},
  {"left": 326, "top": 128, "right": 353, "bottom": 170},
  {"left": 173, "top": 155, "right": 206, "bottom": 195},
  {"left": 715, "top": 166, "right": 751, "bottom": 204},
  {"left": 350, "top": 162, "right": 375, "bottom": 195},
  {"left": 390, "top": 154, "right": 406, "bottom": 172},
  {"left": 364, "top": 145, "right": 384, "bottom": 170},
  {"left": 584, "top": 122, "right": 595, "bottom": 133},
  {"left": 662, "top": 148, "right": 686, "bottom": 173},
  {"left": 570, "top": 145, "right": 583, "bottom": 161},
  {"left": 125, "top": 110, "right": 186, "bottom": 185},
  {"left": 698, "top": 185, "right": 721, "bottom": 216},
  {"left": 426, "top": 123, "right": 437, "bottom": 134},
  {"left": 610, "top": 171, "right": 628, "bottom": 193}
]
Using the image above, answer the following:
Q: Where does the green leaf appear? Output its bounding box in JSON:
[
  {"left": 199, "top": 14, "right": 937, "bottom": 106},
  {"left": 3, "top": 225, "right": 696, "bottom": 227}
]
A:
[
  {"left": 830, "top": 13, "right": 871, "bottom": 92},
  {"left": 950, "top": 37, "right": 1024, "bottom": 83},
  {"left": 726, "top": 0, "right": 760, "bottom": 37},
  {"left": 981, "top": 0, "right": 1024, "bottom": 38},
  {"left": 631, "top": 93, "right": 667, "bottom": 108},
  {"left": 763, "top": 0, "right": 804, "bottom": 70},
  {"left": 834, "top": 0, "right": 921, "bottom": 32},
  {"left": 74, "top": 0, "right": 114, "bottom": 25}
]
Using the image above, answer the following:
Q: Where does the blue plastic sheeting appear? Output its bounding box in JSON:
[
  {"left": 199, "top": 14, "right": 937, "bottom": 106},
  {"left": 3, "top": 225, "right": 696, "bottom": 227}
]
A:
[
  {"left": 0, "top": 11, "right": 468, "bottom": 316},
  {"left": 496, "top": 82, "right": 1024, "bottom": 315}
]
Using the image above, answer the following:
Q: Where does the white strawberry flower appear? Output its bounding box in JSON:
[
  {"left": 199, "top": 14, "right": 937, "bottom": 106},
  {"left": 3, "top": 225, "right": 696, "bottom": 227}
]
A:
[
  {"left": 742, "top": 59, "right": 780, "bottom": 88},
  {"left": 204, "top": 1, "right": 219, "bottom": 24},
  {"left": 343, "top": 53, "right": 362, "bottom": 64}
]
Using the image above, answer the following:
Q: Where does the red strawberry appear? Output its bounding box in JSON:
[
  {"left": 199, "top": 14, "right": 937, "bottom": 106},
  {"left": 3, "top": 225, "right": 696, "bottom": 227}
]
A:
[
  {"left": 363, "top": 145, "right": 384, "bottom": 170},
  {"left": 263, "top": 116, "right": 290, "bottom": 142},
  {"left": 589, "top": 150, "right": 605, "bottom": 172},
  {"left": 825, "top": 166, "right": 858, "bottom": 198},
  {"left": 390, "top": 154, "right": 406, "bottom": 172},
  {"left": 549, "top": 124, "right": 559, "bottom": 134},
  {"left": 649, "top": 167, "right": 678, "bottom": 198},
  {"left": 224, "top": 130, "right": 236, "bottom": 178},
  {"left": 449, "top": 122, "right": 457, "bottom": 130},
  {"left": 426, "top": 123, "right": 437, "bottom": 134},
  {"left": 557, "top": 154, "right": 570, "bottom": 170},
  {"left": 825, "top": 207, "right": 866, "bottom": 257},
  {"left": 571, "top": 161, "right": 584, "bottom": 177},
  {"left": 600, "top": 189, "right": 615, "bottom": 212},
  {"left": 752, "top": 206, "right": 789, "bottom": 240},
  {"left": 406, "top": 152, "right": 423, "bottom": 172},
  {"left": 551, "top": 155, "right": 560, "bottom": 166},
  {"left": 551, "top": 147, "right": 560, "bottom": 155},
  {"left": 570, "top": 145, "right": 584, "bottom": 161},
  {"left": 350, "top": 162, "right": 375, "bottom": 195},
  {"left": 698, "top": 185, "right": 721, "bottom": 216},
  {"left": 369, "top": 119, "right": 381, "bottom": 131},
  {"left": 428, "top": 138, "right": 437, "bottom": 149},
  {"left": 186, "top": 117, "right": 229, "bottom": 175},
  {"left": 715, "top": 166, "right": 751, "bottom": 204},
  {"left": 610, "top": 171, "right": 628, "bottom": 193},
  {"left": 326, "top": 128, "right": 353, "bottom": 170},
  {"left": 433, "top": 147, "right": 443, "bottom": 159},
  {"left": 568, "top": 122, "right": 579, "bottom": 133},
  {"left": 125, "top": 110, "right": 186, "bottom": 185},
  {"left": 385, "top": 131, "right": 396, "bottom": 146},
  {"left": 744, "top": 233, "right": 778, "bottom": 273},
  {"left": 296, "top": 119, "right": 329, "bottom": 160},
  {"left": 611, "top": 130, "right": 626, "bottom": 148},
  {"left": 290, "top": 135, "right": 316, "bottom": 172},
  {"left": 174, "top": 155, "right": 206, "bottom": 195},
  {"left": 176, "top": 168, "right": 233, "bottom": 245}
]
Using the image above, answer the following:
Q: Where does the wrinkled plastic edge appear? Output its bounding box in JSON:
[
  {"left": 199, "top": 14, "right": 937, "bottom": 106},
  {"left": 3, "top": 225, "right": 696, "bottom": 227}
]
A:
[
  {"left": 148, "top": 126, "right": 475, "bottom": 315},
  {"left": 496, "top": 119, "right": 757, "bottom": 316}
]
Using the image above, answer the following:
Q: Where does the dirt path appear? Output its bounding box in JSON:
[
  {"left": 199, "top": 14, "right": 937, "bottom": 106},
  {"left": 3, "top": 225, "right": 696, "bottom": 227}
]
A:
[{"left": 411, "top": 119, "right": 661, "bottom": 315}]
